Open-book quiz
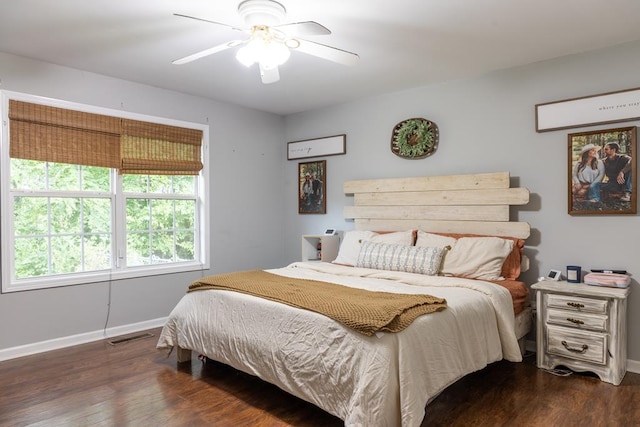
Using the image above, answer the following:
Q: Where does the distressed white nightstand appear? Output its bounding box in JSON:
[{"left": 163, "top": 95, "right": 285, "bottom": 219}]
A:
[{"left": 531, "top": 280, "right": 630, "bottom": 385}]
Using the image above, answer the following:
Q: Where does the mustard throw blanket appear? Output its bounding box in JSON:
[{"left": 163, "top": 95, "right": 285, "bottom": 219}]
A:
[{"left": 188, "top": 270, "right": 447, "bottom": 336}]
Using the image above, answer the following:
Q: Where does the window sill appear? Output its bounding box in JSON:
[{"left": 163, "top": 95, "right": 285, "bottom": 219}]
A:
[{"left": 1, "top": 261, "right": 208, "bottom": 293}]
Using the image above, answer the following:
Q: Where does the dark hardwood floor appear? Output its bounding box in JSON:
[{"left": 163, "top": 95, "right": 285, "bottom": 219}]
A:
[{"left": 1, "top": 327, "right": 639, "bottom": 426}]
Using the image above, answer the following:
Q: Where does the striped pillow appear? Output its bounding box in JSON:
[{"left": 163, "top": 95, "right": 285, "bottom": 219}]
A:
[{"left": 356, "top": 241, "right": 447, "bottom": 275}]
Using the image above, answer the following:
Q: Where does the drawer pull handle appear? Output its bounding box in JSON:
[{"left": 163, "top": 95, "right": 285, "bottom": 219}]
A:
[
  {"left": 567, "top": 302, "right": 585, "bottom": 309},
  {"left": 566, "top": 317, "right": 585, "bottom": 325},
  {"left": 561, "top": 340, "right": 588, "bottom": 354}
]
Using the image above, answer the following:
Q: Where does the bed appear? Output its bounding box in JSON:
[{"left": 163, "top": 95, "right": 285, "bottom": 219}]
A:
[{"left": 157, "top": 171, "right": 532, "bottom": 426}]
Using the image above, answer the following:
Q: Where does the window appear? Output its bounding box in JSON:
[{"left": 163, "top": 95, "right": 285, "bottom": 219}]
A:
[
  {"left": 122, "top": 174, "right": 198, "bottom": 267},
  {"left": 1, "top": 92, "right": 209, "bottom": 292}
]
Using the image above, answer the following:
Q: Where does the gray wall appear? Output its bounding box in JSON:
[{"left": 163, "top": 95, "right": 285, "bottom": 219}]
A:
[
  {"left": 283, "top": 40, "right": 640, "bottom": 363},
  {"left": 0, "top": 53, "right": 287, "bottom": 350},
  {"left": 2, "top": 39, "right": 640, "bottom": 365}
]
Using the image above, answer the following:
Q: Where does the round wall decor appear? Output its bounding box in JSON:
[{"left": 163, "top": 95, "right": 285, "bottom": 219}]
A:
[{"left": 390, "top": 118, "right": 439, "bottom": 159}]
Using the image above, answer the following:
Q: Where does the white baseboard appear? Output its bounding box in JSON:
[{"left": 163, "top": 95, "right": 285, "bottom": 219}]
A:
[
  {"left": 627, "top": 359, "right": 640, "bottom": 374},
  {"left": 0, "top": 317, "right": 167, "bottom": 362}
]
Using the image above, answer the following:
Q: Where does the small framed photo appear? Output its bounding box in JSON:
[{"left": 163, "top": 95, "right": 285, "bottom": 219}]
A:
[
  {"left": 298, "top": 160, "right": 326, "bottom": 214},
  {"left": 568, "top": 126, "right": 636, "bottom": 215}
]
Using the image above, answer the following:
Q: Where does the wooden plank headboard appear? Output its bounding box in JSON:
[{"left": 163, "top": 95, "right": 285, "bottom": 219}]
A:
[{"left": 343, "top": 172, "right": 530, "bottom": 239}]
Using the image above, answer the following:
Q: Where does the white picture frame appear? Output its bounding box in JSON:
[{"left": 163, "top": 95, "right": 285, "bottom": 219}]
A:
[
  {"left": 287, "top": 134, "right": 346, "bottom": 160},
  {"left": 536, "top": 87, "right": 640, "bottom": 132}
]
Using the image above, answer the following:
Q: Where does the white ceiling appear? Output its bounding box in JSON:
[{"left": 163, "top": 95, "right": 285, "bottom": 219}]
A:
[{"left": 2, "top": 0, "right": 640, "bottom": 116}]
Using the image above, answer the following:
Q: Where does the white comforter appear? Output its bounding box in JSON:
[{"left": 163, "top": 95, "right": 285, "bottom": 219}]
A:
[{"left": 157, "top": 262, "right": 522, "bottom": 427}]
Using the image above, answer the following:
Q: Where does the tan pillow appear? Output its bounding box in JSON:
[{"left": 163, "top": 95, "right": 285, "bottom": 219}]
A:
[
  {"left": 417, "top": 231, "right": 525, "bottom": 280},
  {"left": 441, "top": 237, "right": 514, "bottom": 280},
  {"left": 415, "top": 231, "right": 457, "bottom": 248}
]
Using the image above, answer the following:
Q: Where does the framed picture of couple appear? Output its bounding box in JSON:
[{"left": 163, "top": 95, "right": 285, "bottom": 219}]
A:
[
  {"left": 568, "top": 126, "right": 636, "bottom": 215},
  {"left": 298, "top": 160, "right": 326, "bottom": 214}
]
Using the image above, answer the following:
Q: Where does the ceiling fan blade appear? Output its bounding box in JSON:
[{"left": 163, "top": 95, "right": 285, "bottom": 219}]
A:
[
  {"left": 294, "top": 39, "right": 359, "bottom": 66},
  {"left": 174, "top": 13, "right": 246, "bottom": 33},
  {"left": 259, "top": 64, "right": 280, "bottom": 84},
  {"left": 274, "top": 21, "right": 331, "bottom": 36},
  {"left": 172, "top": 40, "right": 244, "bottom": 65}
]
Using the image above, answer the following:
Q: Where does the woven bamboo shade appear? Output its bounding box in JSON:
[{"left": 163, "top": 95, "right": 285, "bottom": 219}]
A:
[
  {"left": 120, "top": 119, "right": 203, "bottom": 175},
  {"left": 8, "top": 100, "right": 204, "bottom": 176},
  {"left": 8, "top": 100, "right": 121, "bottom": 168}
]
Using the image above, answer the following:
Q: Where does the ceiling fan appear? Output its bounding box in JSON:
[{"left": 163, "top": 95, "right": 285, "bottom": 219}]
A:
[{"left": 172, "top": 0, "right": 359, "bottom": 84}]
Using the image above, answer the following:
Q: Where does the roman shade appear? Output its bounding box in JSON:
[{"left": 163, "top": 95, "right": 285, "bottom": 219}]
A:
[
  {"left": 8, "top": 100, "right": 203, "bottom": 175},
  {"left": 120, "top": 119, "right": 203, "bottom": 175},
  {"left": 8, "top": 100, "right": 121, "bottom": 168}
]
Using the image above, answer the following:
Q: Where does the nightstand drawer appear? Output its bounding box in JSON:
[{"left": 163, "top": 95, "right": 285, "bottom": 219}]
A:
[
  {"left": 547, "top": 294, "right": 607, "bottom": 314},
  {"left": 547, "top": 325, "right": 607, "bottom": 365},
  {"left": 546, "top": 308, "right": 608, "bottom": 332}
]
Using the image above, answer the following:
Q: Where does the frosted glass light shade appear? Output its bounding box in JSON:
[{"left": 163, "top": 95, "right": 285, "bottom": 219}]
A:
[{"left": 236, "top": 38, "right": 290, "bottom": 69}]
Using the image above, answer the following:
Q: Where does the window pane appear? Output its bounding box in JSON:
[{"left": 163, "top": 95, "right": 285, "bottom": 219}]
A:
[
  {"left": 49, "top": 163, "right": 80, "bottom": 191},
  {"left": 50, "top": 198, "right": 81, "bottom": 234},
  {"left": 84, "top": 234, "right": 111, "bottom": 270},
  {"left": 148, "top": 175, "right": 173, "bottom": 194},
  {"left": 127, "top": 232, "right": 150, "bottom": 266},
  {"left": 126, "top": 198, "right": 150, "bottom": 231},
  {"left": 83, "top": 198, "right": 112, "bottom": 234},
  {"left": 122, "top": 174, "right": 196, "bottom": 194},
  {"left": 151, "top": 231, "right": 174, "bottom": 264},
  {"left": 122, "top": 174, "right": 150, "bottom": 193},
  {"left": 175, "top": 200, "right": 195, "bottom": 229},
  {"left": 14, "top": 237, "right": 48, "bottom": 279},
  {"left": 172, "top": 176, "right": 196, "bottom": 194},
  {"left": 176, "top": 231, "right": 195, "bottom": 261},
  {"left": 151, "top": 199, "right": 174, "bottom": 230},
  {"left": 10, "top": 159, "right": 46, "bottom": 190},
  {"left": 81, "top": 166, "right": 111, "bottom": 192},
  {"left": 14, "top": 197, "right": 49, "bottom": 236},
  {"left": 51, "top": 235, "right": 81, "bottom": 274}
]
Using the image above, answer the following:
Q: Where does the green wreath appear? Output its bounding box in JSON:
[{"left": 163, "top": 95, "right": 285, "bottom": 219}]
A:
[{"left": 393, "top": 119, "right": 436, "bottom": 158}]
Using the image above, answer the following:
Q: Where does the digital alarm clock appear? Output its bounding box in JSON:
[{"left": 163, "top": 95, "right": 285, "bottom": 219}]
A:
[{"left": 546, "top": 269, "right": 562, "bottom": 281}]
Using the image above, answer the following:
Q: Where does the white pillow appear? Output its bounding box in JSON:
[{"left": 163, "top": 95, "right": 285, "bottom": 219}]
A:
[
  {"left": 332, "top": 230, "right": 378, "bottom": 266},
  {"left": 356, "top": 241, "right": 446, "bottom": 275},
  {"left": 332, "top": 230, "right": 414, "bottom": 266},
  {"left": 440, "top": 237, "right": 514, "bottom": 280}
]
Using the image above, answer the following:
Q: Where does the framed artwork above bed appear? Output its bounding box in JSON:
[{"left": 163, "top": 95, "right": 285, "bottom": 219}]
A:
[
  {"left": 568, "top": 126, "right": 636, "bottom": 215},
  {"left": 298, "top": 160, "right": 326, "bottom": 214}
]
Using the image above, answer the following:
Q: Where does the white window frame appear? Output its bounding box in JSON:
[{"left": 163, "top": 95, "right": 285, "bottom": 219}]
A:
[{"left": 0, "top": 91, "right": 210, "bottom": 293}]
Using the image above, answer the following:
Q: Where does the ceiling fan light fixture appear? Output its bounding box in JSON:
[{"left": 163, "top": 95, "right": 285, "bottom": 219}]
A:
[
  {"left": 284, "top": 38, "right": 300, "bottom": 49},
  {"left": 238, "top": 0, "right": 286, "bottom": 27},
  {"left": 260, "top": 41, "right": 290, "bottom": 68},
  {"left": 236, "top": 39, "right": 260, "bottom": 67},
  {"left": 236, "top": 36, "right": 290, "bottom": 69},
  {"left": 173, "top": 0, "right": 359, "bottom": 82}
]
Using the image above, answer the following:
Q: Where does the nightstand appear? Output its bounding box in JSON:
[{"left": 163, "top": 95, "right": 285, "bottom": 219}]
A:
[
  {"left": 301, "top": 235, "right": 339, "bottom": 262},
  {"left": 531, "top": 280, "right": 630, "bottom": 385}
]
